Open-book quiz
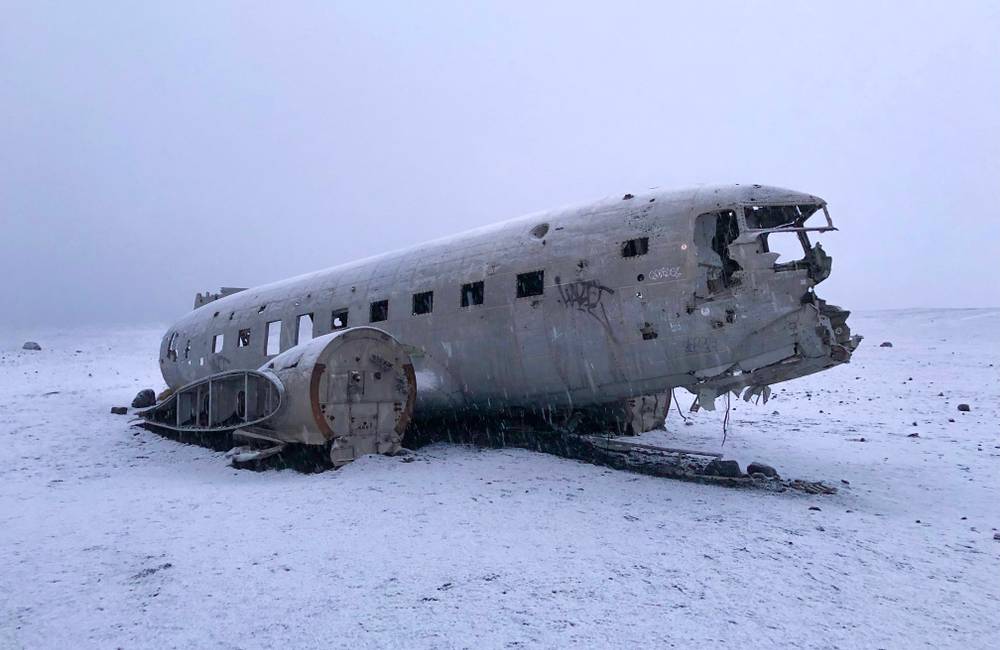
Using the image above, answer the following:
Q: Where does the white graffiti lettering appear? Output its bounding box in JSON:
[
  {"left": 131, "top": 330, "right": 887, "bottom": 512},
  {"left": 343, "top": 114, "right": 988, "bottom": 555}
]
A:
[{"left": 649, "top": 266, "right": 682, "bottom": 280}]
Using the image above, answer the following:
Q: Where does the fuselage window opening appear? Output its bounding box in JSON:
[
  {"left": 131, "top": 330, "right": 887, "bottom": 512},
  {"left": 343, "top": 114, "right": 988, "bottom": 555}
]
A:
[
  {"left": 621, "top": 237, "right": 649, "bottom": 258},
  {"left": 237, "top": 328, "right": 251, "bottom": 348},
  {"left": 183, "top": 339, "right": 191, "bottom": 360},
  {"left": 331, "top": 309, "right": 349, "bottom": 330},
  {"left": 212, "top": 334, "right": 225, "bottom": 354},
  {"left": 296, "top": 313, "right": 314, "bottom": 344},
  {"left": 412, "top": 291, "right": 433, "bottom": 315},
  {"left": 370, "top": 299, "right": 389, "bottom": 323},
  {"left": 516, "top": 270, "right": 544, "bottom": 298},
  {"left": 461, "top": 281, "right": 484, "bottom": 307},
  {"left": 265, "top": 320, "right": 282, "bottom": 356}
]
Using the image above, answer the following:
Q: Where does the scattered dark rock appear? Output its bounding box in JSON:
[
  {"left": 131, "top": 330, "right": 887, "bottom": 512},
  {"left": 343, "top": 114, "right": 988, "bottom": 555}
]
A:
[
  {"left": 907, "top": 432, "right": 919, "bottom": 438},
  {"left": 994, "top": 533, "right": 1000, "bottom": 541},
  {"left": 22, "top": 341, "right": 41, "bottom": 351},
  {"left": 809, "top": 506, "right": 821, "bottom": 511},
  {"left": 110, "top": 406, "right": 128, "bottom": 415},
  {"left": 747, "top": 461, "right": 779, "bottom": 478},
  {"left": 948, "top": 418, "right": 955, "bottom": 423},
  {"left": 132, "top": 562, "right": 172, "bottom": 580},
  {"left": 957, "top": 404, "right": 971, "bottom": 412},
  {"left": 879, "top": 341, "right": 893, "bottom": 348},
  {"left": 937, "top": 392, "right": 944, "bottom": 397},
  {"left": 841, "top": 479, "right": 850, "bottom": 485},
  {"left": 131, "top": 389, "right": 156, "bottom": 408},
  {"left": 702, "top": 459, "right": 742, "bottom": 478},
  {"left": 622, "top": 193, "right": 634, "bottom": 200}
]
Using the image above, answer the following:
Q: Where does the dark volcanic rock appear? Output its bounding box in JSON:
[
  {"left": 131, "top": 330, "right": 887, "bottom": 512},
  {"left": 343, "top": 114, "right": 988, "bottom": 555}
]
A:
[
  {"left": 110, "top": 406, "right": 128, "bottom": 415},
  {"left": 747, "top": 461, "right": 779, "bottom": 478},
  {"left": 131, "top": 389, "right": 156, "bottom": 408},
  {"left": 703, "top": 459, "right": 742, "bottom": 478},
  {"left": 22, "top": 341, "right": 41, "bottom": 351},
  {"left": 879, "top": 341, "right": 893, "bottom": 348},
  {"left": 957, "top": 404, "right": 971, "bottom": 412}
]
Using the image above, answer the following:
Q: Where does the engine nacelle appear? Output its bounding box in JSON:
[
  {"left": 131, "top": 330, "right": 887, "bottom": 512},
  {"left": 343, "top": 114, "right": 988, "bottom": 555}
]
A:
[{"left": 260, "top": 327, "right": 416, "bottom": 465}]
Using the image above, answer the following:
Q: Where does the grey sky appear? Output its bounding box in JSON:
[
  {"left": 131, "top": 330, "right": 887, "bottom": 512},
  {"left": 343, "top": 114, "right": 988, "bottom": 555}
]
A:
[{"left": 2, "top": 1, "right": 998, "bottom": 329}]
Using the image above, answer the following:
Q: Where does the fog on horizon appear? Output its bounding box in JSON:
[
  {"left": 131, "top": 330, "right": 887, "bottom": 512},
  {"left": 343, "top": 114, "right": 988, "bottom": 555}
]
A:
[{"left": 2, "top": 1, "right": 998, "bottom": 332}]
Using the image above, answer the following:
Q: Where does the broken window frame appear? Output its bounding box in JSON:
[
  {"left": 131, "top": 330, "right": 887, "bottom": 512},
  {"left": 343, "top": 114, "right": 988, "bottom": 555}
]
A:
[
  {"left": 331, "top": 309, "right": 349, "bottom": 330},
  {"left": 412, "top": 291, "right": 433, "bottom": 316},
  {"left": 737, "top": 203, "right": 836, "bottom": 238},
  {"left": 237, "top": 328, "right": 251, "bottom": 348},
  {"left": 516, "top": 270, "right": 545, "bottom": 298},
  {"left": 369, "top": 299, "right": 389, "bottom": 323},
  {"left": 212, "top": 333, "right": 225, "bottom": 354},
  {"left": 461, "top": 280, "right": 484, "bottom": 307},
  {"left": 737, "top": 203, "right": 837, "bottom": 279}
]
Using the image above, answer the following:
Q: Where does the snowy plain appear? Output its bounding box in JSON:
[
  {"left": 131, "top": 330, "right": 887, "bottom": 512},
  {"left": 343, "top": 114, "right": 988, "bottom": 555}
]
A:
[{"left": 1, "top": 309, "right": 998, "bottom": 649}]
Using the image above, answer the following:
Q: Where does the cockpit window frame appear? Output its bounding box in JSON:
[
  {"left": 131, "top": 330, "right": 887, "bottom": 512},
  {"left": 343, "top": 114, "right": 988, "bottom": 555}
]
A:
[{"left": 737, "top": 203, "right": 836, "bottom": 240}]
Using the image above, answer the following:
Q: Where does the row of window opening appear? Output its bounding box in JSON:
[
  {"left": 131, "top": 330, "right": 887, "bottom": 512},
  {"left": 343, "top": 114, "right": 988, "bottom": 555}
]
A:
[
  {"left": 192, "top": 274, "right": 533, "bottom": 358},
  {"left": 169, "top": 241, "right": 650, "bottom": 361}
]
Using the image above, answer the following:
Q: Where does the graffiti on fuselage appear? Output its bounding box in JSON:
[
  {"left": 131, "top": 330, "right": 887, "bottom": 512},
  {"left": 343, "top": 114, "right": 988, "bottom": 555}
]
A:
[{"left": 556, "top": 279, "right": 615, "bottom": 318}]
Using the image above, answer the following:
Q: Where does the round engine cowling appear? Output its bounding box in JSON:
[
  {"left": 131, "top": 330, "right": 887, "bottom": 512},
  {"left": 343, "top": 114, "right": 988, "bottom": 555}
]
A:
[{"left": 259, "top": 327, "right": 415, "bottom": 466}]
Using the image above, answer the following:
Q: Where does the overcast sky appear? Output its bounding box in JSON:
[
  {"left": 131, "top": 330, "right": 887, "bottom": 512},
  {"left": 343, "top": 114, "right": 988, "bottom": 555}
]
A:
[{"left": 2, "top": 1, "right": 998, "bottom": 329}]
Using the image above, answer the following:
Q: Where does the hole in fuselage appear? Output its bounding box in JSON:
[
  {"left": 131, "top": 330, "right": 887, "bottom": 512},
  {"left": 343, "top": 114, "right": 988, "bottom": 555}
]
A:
[{"left": 695, "top": 210, "right": 741, "bottom": 294}]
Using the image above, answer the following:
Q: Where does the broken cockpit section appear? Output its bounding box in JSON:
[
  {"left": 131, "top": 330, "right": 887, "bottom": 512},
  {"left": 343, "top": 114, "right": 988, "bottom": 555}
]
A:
[
  {"left": 694, "top": 202, "right": 837, "bottom": 297},
  {"left": 687, "top": 197, "right": 860, "bottom": 411}
]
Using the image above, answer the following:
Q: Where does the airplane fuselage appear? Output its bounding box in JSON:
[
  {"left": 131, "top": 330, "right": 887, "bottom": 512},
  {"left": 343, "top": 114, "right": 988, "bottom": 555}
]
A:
[{"left": 159, "top": 184, "right": 859, "bottom": 425}]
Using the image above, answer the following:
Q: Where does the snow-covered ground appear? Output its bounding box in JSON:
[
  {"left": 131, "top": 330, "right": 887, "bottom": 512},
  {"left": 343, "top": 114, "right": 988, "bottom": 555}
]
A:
[{"left": 1, "top": 310, "right": 998, "bottom": 649}]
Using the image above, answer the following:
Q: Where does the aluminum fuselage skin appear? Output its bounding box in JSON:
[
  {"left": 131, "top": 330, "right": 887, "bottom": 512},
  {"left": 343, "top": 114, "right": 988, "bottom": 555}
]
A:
[{"left": 159, "top": 184, "right": 853, "bottom": 415}]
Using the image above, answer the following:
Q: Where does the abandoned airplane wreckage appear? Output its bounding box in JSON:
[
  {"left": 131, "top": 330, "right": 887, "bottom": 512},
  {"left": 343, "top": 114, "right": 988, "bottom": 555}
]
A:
[{"left": 138, "top": 184, "right": 861, "bottom": 485}]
